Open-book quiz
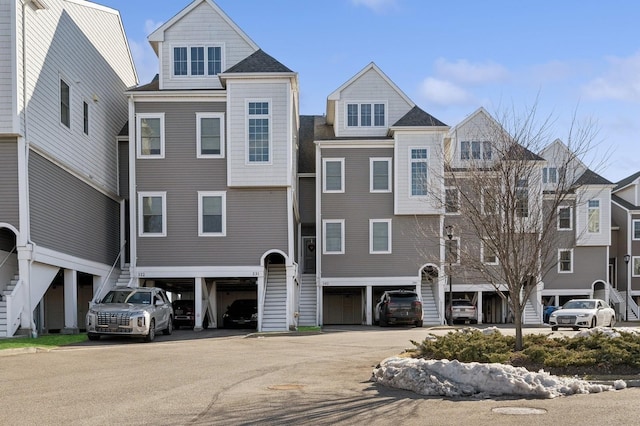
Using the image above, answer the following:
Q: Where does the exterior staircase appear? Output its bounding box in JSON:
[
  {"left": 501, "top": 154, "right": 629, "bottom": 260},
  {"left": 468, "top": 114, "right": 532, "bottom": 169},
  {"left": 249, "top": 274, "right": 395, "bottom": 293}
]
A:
[
  {"left": 93, "top": 264, "right": 131, "bottom": 303},
  {"left": 298, "top": 274, "right": 317, "bottom": 326},
  {"left": 420, "top": 283, "right": 440, "bottom": 325},
  {"left": 262, "top": 264, "right": 287, "bottom": 331},
  {"left": 522, "top": 298, "right": 541, "bottom": 324},
  {"left": 0, "top": 275, "right": 19, "bottom": 337}
]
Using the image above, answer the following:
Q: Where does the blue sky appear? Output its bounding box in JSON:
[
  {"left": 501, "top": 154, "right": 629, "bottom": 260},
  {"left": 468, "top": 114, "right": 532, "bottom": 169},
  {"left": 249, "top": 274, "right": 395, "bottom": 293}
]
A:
[{"left": 97, "top": 0, "right": 640, "bottom": 182}]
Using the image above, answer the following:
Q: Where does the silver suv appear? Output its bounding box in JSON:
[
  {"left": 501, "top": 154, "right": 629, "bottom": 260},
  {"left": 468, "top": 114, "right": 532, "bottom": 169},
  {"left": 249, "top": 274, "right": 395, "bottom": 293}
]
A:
[{"left": 86, "top": 287, "right": 173, "bottom": 342}]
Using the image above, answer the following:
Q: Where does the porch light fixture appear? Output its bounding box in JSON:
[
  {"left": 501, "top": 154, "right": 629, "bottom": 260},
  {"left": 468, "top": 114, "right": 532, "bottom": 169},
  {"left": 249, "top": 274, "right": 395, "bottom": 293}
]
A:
[
  {"left": 445, "top": 225, "right": 454, "bottom": 326},
  {"left": 625, "top": 254, "right": 631, "bottom": 321}
]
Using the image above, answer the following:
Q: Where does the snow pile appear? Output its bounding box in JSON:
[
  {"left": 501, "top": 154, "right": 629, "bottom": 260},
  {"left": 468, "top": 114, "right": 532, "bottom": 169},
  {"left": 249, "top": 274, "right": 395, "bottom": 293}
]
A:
[
  {"left": 574, "top": 326, "right": 640, "bottom": 339},
  {"left": 371, "top": 356, "right": 614, "bottom": 399}
]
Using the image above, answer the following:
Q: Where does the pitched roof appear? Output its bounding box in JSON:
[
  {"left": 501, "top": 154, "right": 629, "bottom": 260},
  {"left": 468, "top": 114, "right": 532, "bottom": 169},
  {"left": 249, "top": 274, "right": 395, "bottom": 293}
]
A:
[
  {"left": 224, "top": 49, "right": 293, "bottom": 73},
  {"left": 612, "top": 194, "right": 637, "bottom": 210},
  {"left": 129, "top": 74, "right": 160, "bottom": 92},
  {"left": 393, "top": 106, "right": 447, "bottom": 127},
  {"left": 503, "top": 144, "right": 545, "bottom": 161},
  {"left": 615, "top": 171, "right": 640, "bottom": 191},
  {"left": 574, "top": 169, "right": 613, "bottom": 186}
]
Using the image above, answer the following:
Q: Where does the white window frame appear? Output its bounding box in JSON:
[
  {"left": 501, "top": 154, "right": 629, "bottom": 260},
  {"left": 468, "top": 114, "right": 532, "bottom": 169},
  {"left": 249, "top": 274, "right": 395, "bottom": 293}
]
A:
[
  {"left": 198, "top": 191, "right": 226, "bottom": 237},
  {"left": 481, "top": 240, "right": 498, "bottom": 265},
  {"left": 323, "top": 219, "right": 345, "bottom": 255},
  {"left": 323, "top": 158, "right": 345, "bottom": 193},
  {"left": 543, "top": 167, "right": 558, "bottom": 184},
  {"left": 409, "top": 147, "right": 428, "bottom": 197},
  {"left": 136, "top": 113, "right": 165, "bottom": 159},
  {"left": 345, "top": 102, "right": 387, "bottom": 127},
  {"left": 369, "top": 219, "right": 392, "bottom": 254},
  {"left": 633, "top": 256, "right": 640, "bottom": 277},
  {"left": 633, "top": 220, "right": 640, "bottom": 240},
  {"left": 587, "top": 199, "right": 600, "bottom": 234},
  {"left": 171, "top": 44, "right": 225, "bottom": 78},
  {"left": 445, "top": 187, "right": 460, "bottom": 214},
  {"left": 370, "top": 158, "right": 392, "bottom": 193},
  {"left": 557, "top": 206, "right": 573, "bottom": 230},
  {"left": 558, "top": 249, "right": 573, "bottom": 273},
  {"left": 138, "top": 191, "right": 167, "bottom": 237},
  {"left": 245, "top": 99, "right": 271, "bottom": 164},
  {"left": 460, "top": 140, "right": 492, "bottom": 160},
  {"left": 196, "top": 112, "right": 225, "bottom": 158}
]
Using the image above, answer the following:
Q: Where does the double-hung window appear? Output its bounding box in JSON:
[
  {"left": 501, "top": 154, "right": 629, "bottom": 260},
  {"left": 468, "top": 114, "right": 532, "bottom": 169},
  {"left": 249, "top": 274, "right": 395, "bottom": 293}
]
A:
[
  {"left": 173, "top": 45, "right": 223, "bottom": 77},
  {"left": 481, "top": 240, "right": 498, "bottom": 264},
  {"left": 370, "top": 219, "right": 392, "bottom": 254},
  {"left": 247, "top": 101, "right": 270, "bottom": 163},
  {"left": 138, "top": 192, "right": 166, "bottom": 237},
  {"left": 588, "top": 200, "right": 600, "bottom": 233},
  {"left": 543, "top": 167, "right": 558, "bottom": 184},
  {"left": 370, "top": 158, "right": 391, "bottom": 192},
  {"left": 346, "top": 102, "right": 385, "bottom": 127},
  {"left": 323, "top": 220, "right": 344, "bottom": 254},
  {"left": 196, "top": 112, "right": 224, "bottom": 158},
  {"left": 410, "top": 148, "right": 428, "bottom": 196},
  {"left": 198, "top": 191, "right": 226, "bottom": 236},
  {"left": 633, "top": 257, "right": 640, "bottom": 277},
  {"left": 558, "top": 206, "right": 573, "bottom": 230},
  {"left": 558, "top": 249, "right": 573, "bottom": 273},
  {"left": 136, "top": 113, "right": 165, "bottom": 158},
  {"left": 323, "top": 158, "right": 344, "bottom": 193},
  {"left": 60, "top": 79, "right": 70, "bottom": 128}
]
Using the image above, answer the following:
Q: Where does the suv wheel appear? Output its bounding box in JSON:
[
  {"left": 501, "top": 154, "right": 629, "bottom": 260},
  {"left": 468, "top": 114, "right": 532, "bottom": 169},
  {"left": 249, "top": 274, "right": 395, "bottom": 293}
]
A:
[
  {"left": 145, "top": 319, "right": 156, "bottom": 342},
  {"left": 87, "top": 333, "right": 100, "bottom": 341},
  {"left": 163, "top": 316, "right": 173, "bottom": 335}
]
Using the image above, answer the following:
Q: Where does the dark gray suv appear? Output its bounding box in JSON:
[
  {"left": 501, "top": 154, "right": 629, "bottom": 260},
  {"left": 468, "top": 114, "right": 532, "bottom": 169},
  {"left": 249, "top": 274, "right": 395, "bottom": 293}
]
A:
[{"left": 375, "top": 290, "right": 423, "bottom": 327}]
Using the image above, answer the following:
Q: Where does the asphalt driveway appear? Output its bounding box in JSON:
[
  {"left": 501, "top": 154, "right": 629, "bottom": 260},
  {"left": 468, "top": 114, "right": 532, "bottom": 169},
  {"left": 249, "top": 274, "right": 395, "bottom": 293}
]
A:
[{"left": 1, "top": 326, "right": 639, "bottom": 425}]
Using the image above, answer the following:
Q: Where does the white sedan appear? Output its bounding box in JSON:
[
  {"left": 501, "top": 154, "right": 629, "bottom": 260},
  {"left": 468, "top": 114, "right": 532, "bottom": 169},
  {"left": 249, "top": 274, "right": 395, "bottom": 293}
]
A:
[{"left": 548, "top": 298, "right": 616, "bottom": 331}]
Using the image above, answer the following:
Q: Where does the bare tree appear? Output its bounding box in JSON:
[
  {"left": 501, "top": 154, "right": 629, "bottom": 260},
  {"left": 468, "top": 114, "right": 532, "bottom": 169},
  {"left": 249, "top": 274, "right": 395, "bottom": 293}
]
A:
[{"left": 424, "top": 104, "right": 607, "bottom": 350}]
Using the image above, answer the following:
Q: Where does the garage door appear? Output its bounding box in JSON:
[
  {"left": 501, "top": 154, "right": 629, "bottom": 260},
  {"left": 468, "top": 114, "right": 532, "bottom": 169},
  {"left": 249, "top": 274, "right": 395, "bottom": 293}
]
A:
[{"left": 323, "top": 288, "right": 363, "bottom": 325}]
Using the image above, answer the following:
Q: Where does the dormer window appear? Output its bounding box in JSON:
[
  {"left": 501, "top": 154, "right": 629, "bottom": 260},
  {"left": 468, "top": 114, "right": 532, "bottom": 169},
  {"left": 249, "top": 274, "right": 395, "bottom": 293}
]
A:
[
  {"left": 461, "top": 141, "right": 492, "bottom": 160},
  {"left": 346, "top": 102, "right": 385, "bottom": 127},
  {"left": 173, "top": 45, "right": 223, "bottom": 77}
]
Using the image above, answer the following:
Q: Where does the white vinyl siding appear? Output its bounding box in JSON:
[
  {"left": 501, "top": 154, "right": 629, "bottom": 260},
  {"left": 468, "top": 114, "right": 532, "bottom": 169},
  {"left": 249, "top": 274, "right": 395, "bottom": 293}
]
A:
[
  {"left": 138, "top": 192, "right": 166, "bottom": 237},
  {"left": 15, "top": 1, "right": 137, "bottom": 192},
  {"left": 558, "top": 249, "right": 573, "bottom": 273},
  {"left": 323, "top": 220, "right": 344, "bottom": 254},
  {"left": 136, "top": 113, "right": 165, "bottom": 159},
  {"left": 160, "top": 1, "right": 255, "bottom": 90},
  {"left": 196, "top": 112, "right": 224, "bottom": 158},
  {"left": 370, "top": 219, "right": 391, "bottom": 254},
  {"left": 576, "top": 189, "right": 611, "bottom": 246},
  {"left": 370, "top": 158, "right": 391, "bottom": 192},
  {"left": 198, "top": 191, "right": 226, "bottom": 236},
  {"left": 323, "top": 158, "right": 344, "bottom": 193}
]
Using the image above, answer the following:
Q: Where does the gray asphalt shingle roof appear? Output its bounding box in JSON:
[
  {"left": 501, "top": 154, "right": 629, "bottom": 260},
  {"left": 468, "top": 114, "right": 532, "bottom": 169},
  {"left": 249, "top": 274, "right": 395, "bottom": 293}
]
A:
[
  {"left": 393, "top": 106, "right": 447, "bottom": 127},
  {"left": 224, "top": 49, "right": 293, "bottom": 73}
]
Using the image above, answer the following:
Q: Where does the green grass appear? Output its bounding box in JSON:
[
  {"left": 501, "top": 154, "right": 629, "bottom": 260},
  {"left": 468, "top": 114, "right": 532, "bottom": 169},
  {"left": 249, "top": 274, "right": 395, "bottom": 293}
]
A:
[
  {"left": 0, "top": 334, "right": 87, "bottom": 350},
  {"left": 296, "top": 326, "right": 321, "bottom": 332},
  {"left": 409, "top": 328, "right": 640, "bottom": 376}
]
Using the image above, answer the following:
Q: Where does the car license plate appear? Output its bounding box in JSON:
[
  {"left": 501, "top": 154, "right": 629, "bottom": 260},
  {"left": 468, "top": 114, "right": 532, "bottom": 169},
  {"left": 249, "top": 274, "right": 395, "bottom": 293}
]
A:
[{"left": 561, "top": 319, "right": 571, "bottom": 324}]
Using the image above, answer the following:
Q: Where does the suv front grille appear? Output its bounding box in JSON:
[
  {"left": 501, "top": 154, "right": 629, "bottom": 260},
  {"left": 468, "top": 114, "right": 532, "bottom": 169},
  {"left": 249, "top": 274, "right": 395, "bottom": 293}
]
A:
[{"left": 97, "top": 312, "right": 132, "bottom": 327}]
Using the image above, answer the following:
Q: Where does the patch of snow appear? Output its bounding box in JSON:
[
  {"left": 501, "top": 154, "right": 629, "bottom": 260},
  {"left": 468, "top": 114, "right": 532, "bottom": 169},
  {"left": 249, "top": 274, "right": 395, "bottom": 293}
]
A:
[
  {"left": 371, "top": 356, "right": 615, "bottom": 399},
  {"left": 574, "top": 326, "right": 640, "bottom": 339}
]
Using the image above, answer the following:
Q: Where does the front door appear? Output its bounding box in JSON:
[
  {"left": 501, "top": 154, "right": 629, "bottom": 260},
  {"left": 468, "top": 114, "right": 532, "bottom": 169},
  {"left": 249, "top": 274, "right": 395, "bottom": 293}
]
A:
[{"left": 303, "top": 237, "right": 316, "bottom": 274}]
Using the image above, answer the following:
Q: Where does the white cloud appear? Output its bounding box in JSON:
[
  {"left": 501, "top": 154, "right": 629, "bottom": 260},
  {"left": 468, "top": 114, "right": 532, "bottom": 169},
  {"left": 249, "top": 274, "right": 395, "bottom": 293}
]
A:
[
  {"left": 419, "top": 77, "right": 475, "bottom": 106},
  {"left": 434, "top": 58, "right": 509, "bottom": 85},
  {"left": 351, "top": 0, "right": 399, "bottom": 13},
  {"left": 583, "top": 52, "right": 640, "bottom": 102},
  {"left": 144, "top": 19, "right": 163, "bottom": 35}
]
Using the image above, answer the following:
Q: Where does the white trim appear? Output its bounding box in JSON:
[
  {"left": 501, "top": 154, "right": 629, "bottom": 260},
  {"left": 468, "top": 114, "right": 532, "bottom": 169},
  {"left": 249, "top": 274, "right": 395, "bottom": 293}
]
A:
[
  {"left": 135, "top": 265, "right": 264, "bottom": 280},
  {"left": 136, "top": 113, "right": 165, "bottom": 159},
  {"left": 198, "top": 191, "right": 226, "bottom": 236},
  {"left": 370, "top": 157, "right": 392, "bottom": 193},
  {"left": 557, "top": 205, "right": 574, "bottom": 231},
  {"left": 322, "top": 158, "right": 345, "bottom": 193},
  {"left": 323, "top": 219, "right": 345, "bottom": 255},
  {"left": 316, "top": 140, "right": 394, "bottom": 149},
  {"left": 587, "top": 199, "right": 601, "bottom": 234},
  {"left": 138, "top": 191, "right": 167, "bottom": 237},
  {"left": 558, "top": 248, "right": 574, "bottom": 273},
  {"left": 33, "top": 245, "right": 111, "bottom": 277},
  {"left": 344, "top": 101, "right": 388, "bottom": 128},
  {"left": 319, "top": 276, "right": 420, "bottom": 287},
  {"left": 169, "top": 43, "right": 226, "bottom": 79},
  {"left": 369, "top": 219, "right": 392, "bottom": 254},
  {"left": 245, "top": 99, "right": 272, "bottom": 165},
  {"left": 196, "top": 112, "right": 225, "bottom": 158}
]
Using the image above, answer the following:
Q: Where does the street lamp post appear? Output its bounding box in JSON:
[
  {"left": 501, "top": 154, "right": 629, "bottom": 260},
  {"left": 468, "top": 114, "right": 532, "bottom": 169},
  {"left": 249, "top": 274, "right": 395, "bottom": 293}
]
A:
[
  {"left": 445, "top": 225, "right": 454, "bottom": 326},
  {"left": 624, "top": 254, "right": 631, "bottom": 321}
]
